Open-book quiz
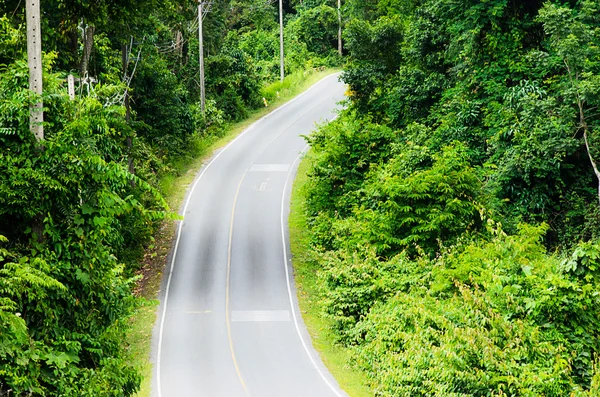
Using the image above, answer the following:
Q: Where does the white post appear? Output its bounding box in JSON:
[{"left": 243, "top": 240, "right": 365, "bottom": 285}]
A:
[
  {"left": 67, "top": 74, "right": 75, "bottom": 100},
  {"left": 279, "top": 0, "right": 285, "bottom": 82},
  {"left": 26, "top": 0, "right": 43, "bottom": 140},
  {"left": 198, "top": 1, "right": 206, "bottom": 115}
]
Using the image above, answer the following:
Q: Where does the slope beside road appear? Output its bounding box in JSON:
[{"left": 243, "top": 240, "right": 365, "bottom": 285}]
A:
[{"left": 152, "top": 73, "right": 348, "bottom": 397}]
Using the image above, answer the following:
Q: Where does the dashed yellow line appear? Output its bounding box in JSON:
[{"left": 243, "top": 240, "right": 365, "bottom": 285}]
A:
[{"left": 226, "top": 170, "right": 252, "bottom": 397}]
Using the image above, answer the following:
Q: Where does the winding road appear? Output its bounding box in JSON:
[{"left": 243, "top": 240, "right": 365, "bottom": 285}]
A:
[{"left": 152, "top": 74, "right": 347, "bottom": 397}]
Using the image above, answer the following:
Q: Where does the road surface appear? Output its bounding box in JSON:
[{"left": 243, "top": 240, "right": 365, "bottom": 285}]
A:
[{"left": 152, "top": 74, "right": 347, "bottom": 397}]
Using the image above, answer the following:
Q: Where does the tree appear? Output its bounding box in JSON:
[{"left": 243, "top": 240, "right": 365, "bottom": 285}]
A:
[{"left": 537, "top": 1, "right": 600, "bottom": 206}]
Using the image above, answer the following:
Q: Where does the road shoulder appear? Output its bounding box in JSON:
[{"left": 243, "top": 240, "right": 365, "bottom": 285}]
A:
[{"left": 289, "top": 150, "right": 373, "bottom": 397}]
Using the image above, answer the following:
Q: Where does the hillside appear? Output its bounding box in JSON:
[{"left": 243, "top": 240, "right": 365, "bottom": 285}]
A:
[
  {"left": 0, "top": 1, "right": 341, "bottom": 394},
  {"left": 299, "top": 0, "right": 600, "bottom": 395}
]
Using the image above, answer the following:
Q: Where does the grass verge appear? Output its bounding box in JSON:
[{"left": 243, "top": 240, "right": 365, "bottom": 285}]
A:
[
  {"left": 289, "top": 151, "right": 373, "bottom": 397},
  {"left": 124, "top": 67, "right": 341, "bottom": 397}
]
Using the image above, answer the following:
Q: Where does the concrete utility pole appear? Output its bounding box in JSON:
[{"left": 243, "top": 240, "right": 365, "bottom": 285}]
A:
[
  {"left": 279, "top": 0, "right": 284, "bottom": 82},
  {"left": 338, "top": 0, "right": 342, "bottom": 56},
  {"left": 198, "top": 1, "right": 205, "bottom": 115},
  {"left": 26, "top": 0, "right": 43, "bottom": 140},
  {"left": 198, "top": 1, "right": 213, "bottom": 115}
]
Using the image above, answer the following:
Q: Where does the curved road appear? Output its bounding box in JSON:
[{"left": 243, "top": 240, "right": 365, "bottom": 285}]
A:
[{"left": 152, "top": 74, "right": 347, "bottom": 397}]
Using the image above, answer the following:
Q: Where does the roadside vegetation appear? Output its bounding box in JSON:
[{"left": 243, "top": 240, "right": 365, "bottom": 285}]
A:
[
  {"left": 295, "top": 0, "right": 600, "bottom": 395},
  {"left": 290, "top": 154, "right": 373, "bottom": 397},
  {"left": 0, "top": 0, "right": 342, "bottom": 395},
  {"left": 4, "top": 0, "right": 600, "bottom": 395}
]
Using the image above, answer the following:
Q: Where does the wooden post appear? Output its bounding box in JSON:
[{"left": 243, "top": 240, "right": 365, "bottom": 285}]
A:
[
  {"left": 279, "top": 0, "right": 285, "bottom": 82},
  {"left": 26, "top": 0, "right": 43, "bottom": 141}
]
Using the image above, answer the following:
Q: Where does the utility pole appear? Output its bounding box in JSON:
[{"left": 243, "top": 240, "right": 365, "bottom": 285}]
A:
[
  {"left": 122, "top": 44, "right": 135, "bottom": 180},
  {"left": 26, "top": 0, "right": 44, "bottom": 242},
  {"left": 198, "top": 2, "right": 213, "bottom": 115},
  {"left": 279, "top": 0, "right": 284, "bottom": 82},
  {"left": 122, "top": 45, "right": 131, "bottom": 125},
  {"left": 338, "top": 0, "right": 342, "bottom": 56},
  {"left": 26, "top": 0, "right": 43, "bottom": 141}
]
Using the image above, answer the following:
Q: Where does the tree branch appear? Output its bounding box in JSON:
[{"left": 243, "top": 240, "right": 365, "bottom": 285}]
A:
[
  {"left": 583, "top": 125, "right": 600, "bottom": 207},
  {"left": 566, "top": 58, "right": 600, "bottom": 206}
]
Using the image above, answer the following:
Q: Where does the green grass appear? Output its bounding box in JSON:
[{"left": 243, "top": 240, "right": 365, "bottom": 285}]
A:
[
  {"left": 125, "top": 299, "right": 159, "bottom": 397},
  {"left": 124, "top": 67, "right": 342, "bottom": 397},
  {"left": 261, "top": 68, "right": 330, "bottom": 102},
  {"left": 289, "top": 152, "right": 373, "bottom": 397}
]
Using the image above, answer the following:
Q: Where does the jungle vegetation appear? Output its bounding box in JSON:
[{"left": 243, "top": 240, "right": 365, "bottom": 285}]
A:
[
  {"left": 301, "top": 0, "right": 600, "bottom": 395},
  {"left": 0, "top": 0, "right": 341, "bottom": 395},
  {"left": 3, "top": 0, "right": 600, "bottom": 395}
]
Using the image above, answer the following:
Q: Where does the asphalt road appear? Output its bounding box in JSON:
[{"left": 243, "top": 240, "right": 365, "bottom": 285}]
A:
[{"left": 152, "top": 74, "right": 348, "bottom": 397}]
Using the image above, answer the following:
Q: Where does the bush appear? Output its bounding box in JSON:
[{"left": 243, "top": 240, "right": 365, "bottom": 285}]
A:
[
  {"left": 343, "top": 226, "right": 600, "bottom": 395},
  {"left": 0, "top": 53, "right": 167, "bottom": 396},
  {"left": 287, "top": 5, "right": 339, "bottom": 55},
  {"left": 132, "top": 51, "right": 195, "bottom": 156},
  {"left": 205, "top": 44, "right": 262, "bottom": 121}
]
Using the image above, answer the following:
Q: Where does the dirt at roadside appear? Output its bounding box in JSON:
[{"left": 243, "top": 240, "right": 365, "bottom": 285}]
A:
[{"left": 133, "top": 220, "right": 176, "bottom": 300}]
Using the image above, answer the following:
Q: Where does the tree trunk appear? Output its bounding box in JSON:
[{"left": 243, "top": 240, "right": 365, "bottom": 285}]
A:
[
  {"left": 80, "top": 25, "right": 95, "bottom": 77},
  {"left": 175, "top": 30, "right": 183, "bottom": 59},
  {"left": 583, "top": 127, "right": 600, "bottom": 207},
  {"left": 32, "top": 214, "right": 44, "bottom": 244}
]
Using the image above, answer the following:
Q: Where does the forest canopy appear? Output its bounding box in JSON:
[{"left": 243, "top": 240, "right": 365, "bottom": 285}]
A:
[
  {"left": 300, "top": 0, "right": 600, "bottom": 395},
  {"left": 0, "top": 0, "right": 341, "bottom": 395},
  {"left": 3, "top": 0, "right": 600, "bottom": 395}
]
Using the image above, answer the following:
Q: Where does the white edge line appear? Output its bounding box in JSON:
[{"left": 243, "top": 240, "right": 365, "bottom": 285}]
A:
[
  {"left": 156, "top": 73, "right": 340, "bottom": 397},
  {"left": 280, "top": 116, "right": 345, "bottom": 397}
]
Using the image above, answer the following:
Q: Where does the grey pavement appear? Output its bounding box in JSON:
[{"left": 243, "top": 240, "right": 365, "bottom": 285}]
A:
[{"left": 151, "top": 74, "right": 348, "bottom": 397}]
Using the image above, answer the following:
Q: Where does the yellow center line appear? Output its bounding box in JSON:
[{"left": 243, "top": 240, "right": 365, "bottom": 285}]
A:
[
  {"left": 223, "top": 87, "right": 331, "bottom": 397},
  {"left": 226, "top": 170, "right": 252, "bottom": 397}
]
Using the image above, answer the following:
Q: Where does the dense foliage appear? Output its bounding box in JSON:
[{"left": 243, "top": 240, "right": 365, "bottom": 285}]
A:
[
  {"left": 301, "top": 0, "right": 600, "bottom": 395},
  {"left": 0, "top": 0, "right": 341, "bottom": 395}
]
